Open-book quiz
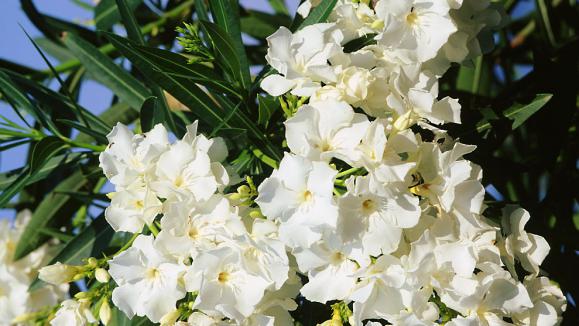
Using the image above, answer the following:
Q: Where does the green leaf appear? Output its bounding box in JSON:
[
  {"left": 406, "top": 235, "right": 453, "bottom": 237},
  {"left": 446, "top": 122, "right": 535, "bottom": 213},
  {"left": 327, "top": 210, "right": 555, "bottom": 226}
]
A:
[
  {"left": 104, "top": 33, "right": 229, "bottom": 127},
  {"left": 0, "top": 70, "right": 58, "bottom": 133},
  {"left": 200, "top": 21, "right": 249, "bottom": 91},
  {"left": 29, "top": 136, "right": 69, "bottom": 175},
  {"left": 0, "top": 172, "right": 31, "bottom": 208},
  {"left": 114, "top": 1, "right": 177, "bottom": 134},
  {"left": 111, "top": 307, "right": 154, "bottom": 326},
  {"left": 63, "top": 33, "right": 151, "bottom": 110},
  {"left": 267, "top": 0, "right": 289, "bottom": 15},
  {"left": 0, "top": 153, "right": 84, "bottom": 190},
  {"left": 56, "top": 119, "right": 108, "bottom": 144},
  {"left": 105, "top": 33, "right": 281, "bottom": 161},
  {"left": 535, "top": 0, "right": 557, "bottom": 47},
  {"left": 2, "top": 69, "right": 110, "bottom": 135},
  {"left": 134, "top": 46, "right": 241, "bottom": 97},
  {"left": 343, "top": 34, "right": 377, "bottom": 53},
  {"left": 240, "top": 10, "right": 291, "bottom": 40},
  {"left": 208, "top": 0, "right": 251, "bottom": 89},
  {"left": 29, "top": 216, "right": 114, "bottom": 291},
  {"left": 115, "top": 0, "right": 145, "bottom": 45},
  {"left": 95, "top": 0, "right": 142, "bottom": 30},
  {"left": 257, "top": 95, "right": 278, "bottom": 128},
  {"left": 293, "top": 0, "right": 337, "bottom": 30},
  {"left": 140, "top": 97, "right": 165, "bottom": 132},
  {"left": 194, "top": 0, "right": 210, "bottom": 22},
  {"left": 504, "top": 94, "right": 553, "bottom": 130},
  {"left": 34, "top": 38, "right": 75, "bottom": 63},
  {"left": 14, "top": 170, "right": 92, "bottom": 259}
]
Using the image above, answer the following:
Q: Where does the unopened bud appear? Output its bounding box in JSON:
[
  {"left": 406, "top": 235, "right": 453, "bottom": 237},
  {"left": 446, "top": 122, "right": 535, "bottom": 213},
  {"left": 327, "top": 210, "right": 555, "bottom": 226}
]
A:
[
  {"left": 87, "top": 257, "right": 98, "bottom": 268},
  {"left": 237, "top": 185, "right": 251, "bottom": 195},
  {"left": 95, "top": 268, "right": 110, "bottom": 283},
  {"left": 99, "top": 300, "right": 112, "bottom": 325},
  {"left": 249, "top": 210, "right": 264, "bottom": 219},
  {"left": 39, "top": 262, "right": 80, "bottom": 285},
  {"left": 159, "top": 309, "right": 181, "bottom": 326}
]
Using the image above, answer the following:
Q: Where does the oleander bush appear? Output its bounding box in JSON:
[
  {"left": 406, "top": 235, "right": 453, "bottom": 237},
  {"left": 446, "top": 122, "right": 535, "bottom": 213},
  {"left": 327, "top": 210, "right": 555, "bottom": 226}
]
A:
[{"left": 0, "top": 0, "right": 577, "bottom": 325}]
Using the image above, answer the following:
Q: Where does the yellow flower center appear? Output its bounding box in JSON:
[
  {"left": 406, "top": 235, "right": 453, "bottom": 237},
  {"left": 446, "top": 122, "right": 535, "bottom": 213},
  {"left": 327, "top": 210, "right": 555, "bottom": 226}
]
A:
[
  {"left": 406, "top": 8, "right": 419, "bottom": 26},
  {"left": 218, "top": 271, "right": 230, "bottom": 284},
  {"left": 145, "top": 268, "right": 160, "bottom": 280},
  {"left": 362, "top": 199, "right": 376, "bottom": 214},
  {"left": 174, "top": 175, "right": 185, "bottom": 188},
  {"left": 300, "top": 190, "right": 314, "bottom": 203}
]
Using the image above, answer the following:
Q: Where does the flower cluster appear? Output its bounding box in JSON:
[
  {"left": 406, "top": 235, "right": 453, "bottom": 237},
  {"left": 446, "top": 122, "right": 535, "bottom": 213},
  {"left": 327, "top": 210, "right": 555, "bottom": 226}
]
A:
[
  {"left": 33, "top": 0, "right": 566, "bottom": 325},
  {"left": 0, "top": 211, "right": 67, "bottom": 324}
]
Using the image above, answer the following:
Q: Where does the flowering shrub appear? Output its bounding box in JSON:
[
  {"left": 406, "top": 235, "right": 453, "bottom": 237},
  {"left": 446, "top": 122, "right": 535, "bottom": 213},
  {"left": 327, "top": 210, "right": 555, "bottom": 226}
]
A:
[{"left": 0, "top": 0, "right": 576, "bottom": 325}]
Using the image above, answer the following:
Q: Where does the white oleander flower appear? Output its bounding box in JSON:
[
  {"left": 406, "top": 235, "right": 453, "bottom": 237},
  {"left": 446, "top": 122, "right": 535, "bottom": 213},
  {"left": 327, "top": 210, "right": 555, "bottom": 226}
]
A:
[
  {"left": 293, "top": 233, "right": 359, "bottom": 303},
  {"left": 255, "top": 153, "right": 338, "bottom": 248},
  {"left": 349, "top": 254, "right": 416, "bottom": 323},
  {"left": 338, "top": 175, "right": 420, "bottom": 257},
  {"left": 104, "top": 186, "right": 162, "bottom": 233},
  {"left": 413, "top": 141, "right": 484, "bottom": 217},
  {"left": 386, "top": 67, "right": 462, "bottom": 129},
  {"left": 156, "top": 194, "right": 244, "bottom": 261},
  {"left": 185, "top": 246, "right": 271, "bottom": 321},
  {"left": 99, "top": 123, "right": 169, "bottom": 189},
  {"left": 150, "top": 140, "right": 218, "bottom": 202},
  {"left": 329, "top": 0, "right": 383, "bottom": 43},
  {"left": 500, "top": 207, "right": 550, "bottom": 276},
  {"left": 237, "top": 219, "right": 289, "bottom": 290},
  {"left": 285, "top": 100, "right": 369, "bottom": 164},
  {"left": 108, "top": 235, "right": 186, "bottom": 323},
  {"left": 261, "top": 24, "right": 343, "bottom": 96},
  {"left": 375, "top": 0, "right": 457, "bottom": 63},
  {"left": 50, "top": 300, "right": 96, "bottom": 326},
  {"left": 513, "top": 276, "right": 566, "bottom": 326},
  {"left": 426, "top": 0, "right": 505, "bottom": 75},
  {"left": 0, "top": 212, "right": 66, "bottom": 325}
]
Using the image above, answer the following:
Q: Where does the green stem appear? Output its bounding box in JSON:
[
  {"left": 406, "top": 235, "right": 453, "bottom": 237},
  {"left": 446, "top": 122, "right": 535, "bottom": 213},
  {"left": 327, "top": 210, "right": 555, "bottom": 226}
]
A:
[
  {"left": 252, "top": 148, "right": 278, "bottom": 169},
  {"left": 336, "top": 167, "right": 362, "bottom": 179},
  {"left": 35, "top": 0, "right": 196, "bottom": 78},
  {"left": 148, "top": 222, "right": 160, "bottom": 236},
  {"left": 66, "top": 139, "right": 106, "bottom": 152}
]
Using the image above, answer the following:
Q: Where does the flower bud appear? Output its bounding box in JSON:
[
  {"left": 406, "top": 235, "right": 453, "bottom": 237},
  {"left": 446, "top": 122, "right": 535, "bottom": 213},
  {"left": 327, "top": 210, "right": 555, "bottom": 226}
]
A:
[
  {"left": 95, "top": 268, "right": 110, "bottom": 283},
  {"left": 159, "top": 309, "right": 181, "bottom": 326},
  {"left": 87, "top": 257, "right": 98, "bottom": 268},
  {"left": 38, "top": 262, "right": 80, "bottom": 285},
  {"left": 99, "top": 300, "right": 112, "bottom": 325}
]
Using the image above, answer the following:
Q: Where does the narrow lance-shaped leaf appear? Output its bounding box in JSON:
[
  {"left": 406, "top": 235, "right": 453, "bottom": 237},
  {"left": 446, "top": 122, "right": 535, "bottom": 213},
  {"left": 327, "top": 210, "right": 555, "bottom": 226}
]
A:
[
  {"left": 0, "top": 70, "right": 60, "bottom": 134},
  {"left": 292, "top": 0, "right": 338, "bottom": 30},
  {"left": 140, "top": 97, "right": 165, "bottom": 132},
  {"left": 200, "top": 21, "right": 249, "bottom": 92},
  {"left": 0, "top": 153, "right": 84, "bottom": 190},
  {"left": 3, "top": 69, "right": 111, "bottom": 135},
  {"left": 257, "top": 95, "right": 278, "bottom": 128},
  {"left": 134, "top": 46, "right": 242, "bottom": 98},
  {"left": 95, "top": 0, "right": 143, "bottom": 30},
  {"left": 115, "top": 0, "right": 177, "bottom": 135},
  {"left": 104, "top": 33, "right": 229, "bottom": 127},
  {"left": 267, "top": 0, "right": 289, "bottom": 15},
  {"left": 29, "top": 136, "right": 69, "bottom": 174},
  {"left": 505, "top": 93, "right": 553, "bottom": 130},
  {"left": 63, "top": 33, "right": 151, "bottom": 110},
  {"left": 208, "top": 0, "right": 251, "bottom": 90}
]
